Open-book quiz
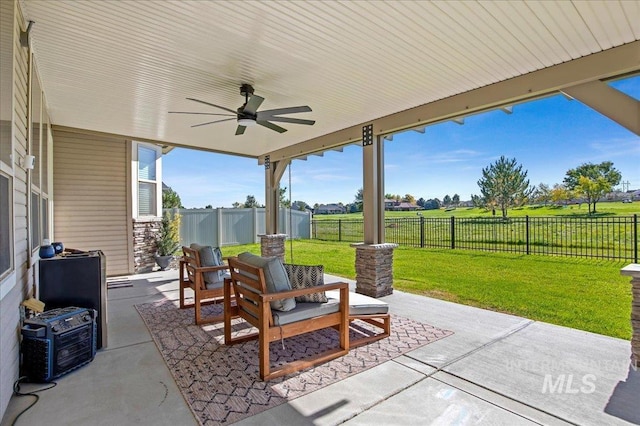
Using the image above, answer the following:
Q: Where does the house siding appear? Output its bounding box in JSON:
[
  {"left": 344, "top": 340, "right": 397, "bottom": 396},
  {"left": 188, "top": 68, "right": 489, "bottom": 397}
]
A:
[
  {"left": 0, "top": 1, "right": 31, "bottom": 418},
  {"left": 52, "top": 129, "right": 132, "bottom": 276}
]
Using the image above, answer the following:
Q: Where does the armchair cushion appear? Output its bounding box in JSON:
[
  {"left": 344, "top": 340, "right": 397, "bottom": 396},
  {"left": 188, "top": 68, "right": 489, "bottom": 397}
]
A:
[
  {"left": 237, "top": 252, "right": 296, "bottom": 312},
  {"left": 272, "top": 299, "right": 340, "bottom": 326},
  {"left": 190, "top": 243, "right": 225, "bottom": 283},
  {"left": 284, "top": 264, "right": 328, "bottom": 303}
]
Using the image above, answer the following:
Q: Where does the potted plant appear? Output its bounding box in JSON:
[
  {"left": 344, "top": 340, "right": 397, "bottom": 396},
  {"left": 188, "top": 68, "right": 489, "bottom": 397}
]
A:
[{"left": 155, "top": 211, "right": 181, "bottom": 270}]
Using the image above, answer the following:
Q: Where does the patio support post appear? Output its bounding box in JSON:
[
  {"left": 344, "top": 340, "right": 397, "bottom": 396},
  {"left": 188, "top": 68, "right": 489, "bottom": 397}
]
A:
[
  {"left": 621, "top": 264, "right": 640, "bottom": 368},
  {"left": 263, "top": 156, "right": 290, "bottom": 260},
  {"left": 352, "top": 126, "right": 397, "bottom": 298}
]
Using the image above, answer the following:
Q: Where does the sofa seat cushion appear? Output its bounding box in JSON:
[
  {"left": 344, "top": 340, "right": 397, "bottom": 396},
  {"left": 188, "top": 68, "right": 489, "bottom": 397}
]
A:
[
  {"left": 272, "top": 299, "right": 340, "bottom": 326},
  {"left": 204, "top": 272, "right": 231, "bottom": 290},
  {"left": 325, "top": 290, "right": 389, "bottom": 316},
  {"left": 237, "top": 252, "right": 296, "bottom": 312}
]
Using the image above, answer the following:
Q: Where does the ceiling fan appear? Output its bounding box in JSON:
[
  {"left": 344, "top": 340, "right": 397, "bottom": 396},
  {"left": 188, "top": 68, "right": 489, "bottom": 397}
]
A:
[{"left": 169, "top": 84, "right": 315, "bottom": 135}]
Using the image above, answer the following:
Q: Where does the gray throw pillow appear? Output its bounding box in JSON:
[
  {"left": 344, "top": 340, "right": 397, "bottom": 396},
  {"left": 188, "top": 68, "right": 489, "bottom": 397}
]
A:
[
  {"left": 237, "top": 252, "right": 296, "bottom": 312},
  {"left": 190, "top": 243, "right": 224, "bottom": 283},
  {"left": 284, "top": 264, "right": 328, "bottom": 303}
]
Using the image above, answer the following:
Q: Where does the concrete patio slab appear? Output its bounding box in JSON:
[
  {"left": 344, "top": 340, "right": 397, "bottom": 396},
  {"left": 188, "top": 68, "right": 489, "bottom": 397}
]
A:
[
  {"left": 235, "top": 360, "right": 424, "bottom": 426},
  {"left": 343, "top": 374, "right": 540, "bottom": 425},
  {"left": 441, "top": 321, "right": 638, "bottom": 426},
  {"left": 2, "top": 269, "right": 637, "bottom": 426}
]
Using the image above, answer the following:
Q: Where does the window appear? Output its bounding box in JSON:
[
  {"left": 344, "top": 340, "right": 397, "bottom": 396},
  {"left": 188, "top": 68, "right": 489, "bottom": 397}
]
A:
[
  {"left": 30, "top": 192, "right": 40, "bottom": 250},
  {"left": 0, "top": 0, "right": 13, "bottom": 280},
  {"left": 0, "top": 174, "right": 11, "bottom": 277},
  {"left": 134, "top": 142, "right": 162, "bottom": 217}
]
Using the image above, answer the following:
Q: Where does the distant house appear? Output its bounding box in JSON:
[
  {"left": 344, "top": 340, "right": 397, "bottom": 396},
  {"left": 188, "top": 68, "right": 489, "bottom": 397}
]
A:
[
  {"left": 314, "top": 203, "right": 347, "bottom": 214},
  {"left": 291, "top": 201, "right": 313, "bottom": 213},
  {"left": 384, "top": 199, "right": 419, "bottom": 211}
]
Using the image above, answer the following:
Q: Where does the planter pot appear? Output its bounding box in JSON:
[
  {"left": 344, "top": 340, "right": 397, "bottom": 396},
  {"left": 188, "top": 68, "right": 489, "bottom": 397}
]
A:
[{"left": 155, "top": 255, "right": 173, "bottom": 271}]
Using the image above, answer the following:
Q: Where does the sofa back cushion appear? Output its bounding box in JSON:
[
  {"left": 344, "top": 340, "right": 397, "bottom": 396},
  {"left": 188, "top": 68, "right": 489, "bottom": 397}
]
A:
[
  {"left": 237, "top": 252, "right": 296, "bottom": 312},
  {"left": 190, "top": 243, "right": 224, "bottom": 283}
]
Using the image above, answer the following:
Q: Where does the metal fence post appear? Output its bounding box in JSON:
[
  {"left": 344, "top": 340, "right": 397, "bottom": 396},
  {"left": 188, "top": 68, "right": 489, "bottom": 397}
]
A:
[
  {"left": 420, "top": 216, "right": 425, "bottom": 248},
  {"left": 451, "top": 216, "right": 455, "bottom": 250},
  {"left": 634, "top": 214, "right": 638, "bottom": 263},
  {"left": 338, "top": 219, "right": 342, "bottom": 242},
  {"left": 526, "top": 215, "right": 530, "bottom": 255}
]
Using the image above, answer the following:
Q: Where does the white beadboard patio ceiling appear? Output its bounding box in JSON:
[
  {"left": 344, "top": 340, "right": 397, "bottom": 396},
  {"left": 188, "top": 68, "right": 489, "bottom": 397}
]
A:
[{"left": 19, "top": 0, "right": 640, "bottom": 159}]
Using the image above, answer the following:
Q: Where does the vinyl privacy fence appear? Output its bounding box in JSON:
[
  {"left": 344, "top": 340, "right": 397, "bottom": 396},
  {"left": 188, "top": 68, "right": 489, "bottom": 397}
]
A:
[
  {"left": 169, "top": 208, "right": 311, "bottom": 248},
  {"left": 311, "top": 215, "right": 639, "bottom": 262}
]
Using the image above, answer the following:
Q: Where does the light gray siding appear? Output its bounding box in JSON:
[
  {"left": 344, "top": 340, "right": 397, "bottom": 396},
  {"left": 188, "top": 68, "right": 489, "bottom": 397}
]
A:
[
  {"left": 0, "top": 1, "right": 30, "bottom": 418},
  {"left": 52, "top": 129, "right": 132, "bottom": 276}
]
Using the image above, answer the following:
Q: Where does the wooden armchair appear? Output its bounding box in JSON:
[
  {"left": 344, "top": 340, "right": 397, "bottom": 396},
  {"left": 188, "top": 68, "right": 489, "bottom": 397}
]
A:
[
  {"left": 179, "top": 245, "right": 229, "bottom": 325},
  {"left": 224, "top": 256, "right": 350, "bottom": 381}
]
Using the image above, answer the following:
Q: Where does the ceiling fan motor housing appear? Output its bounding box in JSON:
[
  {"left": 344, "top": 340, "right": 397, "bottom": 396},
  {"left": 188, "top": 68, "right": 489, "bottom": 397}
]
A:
[{"left": 240, "top": 84, "right": 254, "bottom": 97}]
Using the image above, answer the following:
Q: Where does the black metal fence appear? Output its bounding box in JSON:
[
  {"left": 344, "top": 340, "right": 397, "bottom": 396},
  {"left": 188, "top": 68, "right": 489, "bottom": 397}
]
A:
[{"left": 311, "top": 215, "right": 639, "bottom": 262}]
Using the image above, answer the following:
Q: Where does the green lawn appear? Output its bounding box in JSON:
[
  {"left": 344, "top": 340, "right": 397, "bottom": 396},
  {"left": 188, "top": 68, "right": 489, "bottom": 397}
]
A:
[
  {"left": 312, "top": 200, "right": 639, "bottom": 220},
  {"left": 222, "top": 240, "right": 632, "bottom": 340}
]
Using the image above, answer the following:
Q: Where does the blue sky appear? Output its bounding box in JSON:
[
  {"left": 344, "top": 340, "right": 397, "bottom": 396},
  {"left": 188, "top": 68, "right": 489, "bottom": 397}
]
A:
[{"left": 164, "top": 76, "right": 640, "bottom": 208}]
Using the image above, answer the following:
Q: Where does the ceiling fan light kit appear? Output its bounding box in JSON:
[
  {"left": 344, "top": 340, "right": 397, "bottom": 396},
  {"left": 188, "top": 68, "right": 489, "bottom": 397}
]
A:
[{"left": 169, "top": 84, "right": 315, "bottom": 135}]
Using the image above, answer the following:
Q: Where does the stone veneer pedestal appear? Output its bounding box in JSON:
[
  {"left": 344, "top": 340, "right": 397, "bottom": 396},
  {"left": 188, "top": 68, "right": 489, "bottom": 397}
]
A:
[
  {"left": 351, "top": 243, "right": 398, "bottom": 298},
  {"left": 259, "top": 234, "right": 287, "bottom": 262},
  {"left": 621, "top": 264, "right": 640, "bottom": 367}
]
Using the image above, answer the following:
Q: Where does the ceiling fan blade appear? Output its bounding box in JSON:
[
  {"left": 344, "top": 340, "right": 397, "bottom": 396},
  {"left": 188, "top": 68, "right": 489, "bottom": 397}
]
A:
[
  {"left": 235, "top": 125, "right": 247, "bottom": 135},
  {"left": 186, "top": 97, "right": 238, "bottom": 114},
  {"left": 259, "top": 116, "right": 315, "bottom": 126},
  {"left": 191, "top": 117, "right": 236, "bottom": 128},
  {"left": 258, "top": 106, "right": 312, "bottom": 117},
  {"left": 243, "top": 94, "right": 265, "bottom": 115},
  {"left": 257, "top": 120, "right": 287, "bottom": 133},
  {"left": 169, "top": 111, "right": 235, "bottom": 116}
]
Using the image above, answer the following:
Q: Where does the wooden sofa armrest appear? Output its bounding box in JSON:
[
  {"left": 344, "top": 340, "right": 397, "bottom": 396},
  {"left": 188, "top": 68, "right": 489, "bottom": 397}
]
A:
[
  {"left": 261, "top": 281, "right": 349, "bottom": 302},
  {"left": 192, "top": 264, "right": 229, "bottom": 273}
]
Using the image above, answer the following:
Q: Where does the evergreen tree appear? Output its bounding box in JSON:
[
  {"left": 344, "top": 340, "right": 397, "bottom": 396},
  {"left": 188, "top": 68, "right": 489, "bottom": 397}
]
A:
[
  {"left": 162, "top": 187, "right": 183, "bottom": 209},
  {"left": 477, "top": 156, "right": 532, "bottom": 218}
]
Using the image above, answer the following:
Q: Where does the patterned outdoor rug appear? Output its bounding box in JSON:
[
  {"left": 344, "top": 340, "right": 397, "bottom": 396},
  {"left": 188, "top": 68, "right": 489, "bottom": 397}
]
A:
[{"left": 135, "top": 298, "right": 453, "bottom": 425}]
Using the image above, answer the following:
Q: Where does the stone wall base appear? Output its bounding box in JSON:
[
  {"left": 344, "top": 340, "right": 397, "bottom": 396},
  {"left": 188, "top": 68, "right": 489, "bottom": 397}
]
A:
[
  {"left": 259, "top": 234, "right": 287, "bottom": 262},
  {"left": 351, "top": 243, "right": 398, "bottom": 298},
  {"left": 133, "top": 218, "right": 179, "bottom": 273},
  {"left": 621, "top": 265, "right": 640, "bottom": 367}
]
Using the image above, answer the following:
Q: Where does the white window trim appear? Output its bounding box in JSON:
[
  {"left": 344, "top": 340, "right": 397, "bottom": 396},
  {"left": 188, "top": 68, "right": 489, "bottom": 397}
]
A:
[{"left": 132, "top": 141, "right": 162, "bottom": 219}]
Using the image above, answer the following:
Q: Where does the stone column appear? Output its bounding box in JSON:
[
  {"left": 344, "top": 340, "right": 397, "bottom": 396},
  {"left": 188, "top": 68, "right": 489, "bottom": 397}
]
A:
[
  {"left": 351, "top": 243, "right": 398, "bottom": 298},
  {"left": 133, "top": 218, "right": 161, "bottom": 273},
  {"left": 621, "top": 264, "right": 640, "bottom": 367},
  {"left": 259, "top": 234, "right": 287, "bottom": 262}
]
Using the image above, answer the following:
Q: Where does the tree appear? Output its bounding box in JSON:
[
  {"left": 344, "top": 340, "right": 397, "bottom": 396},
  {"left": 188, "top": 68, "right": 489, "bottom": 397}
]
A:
[
  {"left": 232, "top": 202, "right": 242, "bottom": 208},
  {"left": 550, "top": 184, "right": 572, "bottom": 206},
  {"left": 443, "top": 195, "right": 451, "bottom": 207},
  {"left": 278, "top": 186, "right": 291, "bottom": 208},
  {"left": 471, "top": 194, "right": 485, "bottom": 208},
  {"left": 162, "top": 187, "right": 183, "bottom": 209},
  {"left": 532, "top": 183, "right": 551, "bottom": 205},
  {"left": 204, "top": 204, "right": 213, "bottom": 209},
  {"left": 563, "top": 162, "right": 621, "bottom": 213},
  {"left": 354, "top": 188, "right": 364, "bottom": 211},
  {"left": 416, "top": 197, "right": 426, "bottom": 208},
  {"left": 452, "top": 194, "right": 460, "bottom": 206},
  {"left": 403, "top": 194, "right": 416, "bottom": 204},
  {"left": 243, "top": 195, "right": 260, "bottom": 208},
  {"left": 477, "top": 156, "right": 532, "bottom": 218},
  {"left": 423, "top": 199, "right": 440, "bottom": 210}
]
